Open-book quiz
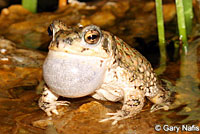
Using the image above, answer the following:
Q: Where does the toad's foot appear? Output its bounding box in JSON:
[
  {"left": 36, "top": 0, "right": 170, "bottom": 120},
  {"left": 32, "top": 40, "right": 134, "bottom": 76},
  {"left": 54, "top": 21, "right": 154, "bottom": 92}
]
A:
[
  {"left": 99, "top": 110, "right": 131, "bottom": 125},
  {"left": 38, "top": 85, "right": 70, "bottom": 116},
  {"left": 150, "top": 104, "right": 169, "bottom": 113},
  {"left": 99, "top": 88, "right": 145, "bottom": 125},
  {"left": 39, "top": 99, "right": 70, "bottom": 116},
  {"left": 148, "top": 86, "right": 173, "bottom": 113}
]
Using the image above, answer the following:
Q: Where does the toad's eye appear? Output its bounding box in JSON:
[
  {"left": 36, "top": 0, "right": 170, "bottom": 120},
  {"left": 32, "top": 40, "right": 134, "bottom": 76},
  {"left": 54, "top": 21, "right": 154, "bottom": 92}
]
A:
[{"left": 84, "top": 30, "right": 100, "bottom": 45}]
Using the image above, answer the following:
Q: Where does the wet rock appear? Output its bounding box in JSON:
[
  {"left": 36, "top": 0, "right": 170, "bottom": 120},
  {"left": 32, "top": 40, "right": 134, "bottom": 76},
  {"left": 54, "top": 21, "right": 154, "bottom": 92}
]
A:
[
  {"left": 32, "top": 118, "right": 53, "bottom": 129},
  {"left": 81, "top": 11, "right": 116, "bottom": 27},
  {"left": 0, "top": 5, "right": 82, "bottom": 48},
  {"left": 0, "top": 37, "right": 45, "bottom": 96},
  {"left": 0, "top": 5, "right": 31, "bottom": 28},
  {"left": 163, "top": 3, "right": 176, "bottom": 22},
  {"left": 33, "top": 100, "right": 162, "bottom": 134},
  {"left": 102, "top": 1, "right": 130, "bottom": 18},
  {"left": 144, "top": 2, "right": 176, "bottom": 22},
  {"left": 0, "top": 0, "right": 172, "bottom": 49},
  {"left": 0, "top": 89, "right": 44, "bottom": 134},
  {"left": 52, "top": 101, "right": 111, "bottom": 134}
]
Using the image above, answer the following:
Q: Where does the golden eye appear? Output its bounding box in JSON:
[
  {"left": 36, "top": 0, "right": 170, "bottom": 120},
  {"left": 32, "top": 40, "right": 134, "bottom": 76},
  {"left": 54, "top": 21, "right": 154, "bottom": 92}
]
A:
[{"left": 84, "top": 30, "right": 100, "bottom": 45}]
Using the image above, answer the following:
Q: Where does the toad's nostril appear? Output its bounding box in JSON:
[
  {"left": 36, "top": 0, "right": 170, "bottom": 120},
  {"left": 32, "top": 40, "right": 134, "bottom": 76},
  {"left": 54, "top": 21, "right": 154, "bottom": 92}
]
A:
[{"left": 63, "top": 37, "right": 73, "bottom": 45}]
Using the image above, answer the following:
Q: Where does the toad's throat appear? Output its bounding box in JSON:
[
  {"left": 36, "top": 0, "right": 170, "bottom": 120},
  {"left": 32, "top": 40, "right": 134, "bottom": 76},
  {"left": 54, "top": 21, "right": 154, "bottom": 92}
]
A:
[{"left": 43, "top": 50, "right": 109, "bottom": 98}]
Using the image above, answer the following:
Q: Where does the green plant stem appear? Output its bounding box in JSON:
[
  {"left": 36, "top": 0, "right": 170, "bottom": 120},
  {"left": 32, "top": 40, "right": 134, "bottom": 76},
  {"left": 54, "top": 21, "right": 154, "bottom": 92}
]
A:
[
  {"left": 22, "top": 0, "right": 37, "bottom": 13},
  {"left": 183, "top": 0, "right": 193, "bottom": 35},
  {"left": 155, "top": 0, "right": 165, "bottom": 45},
  {"left": 155, "top": 0, "right": 166, "bottom": 75},
  {"left": 175, "top": 0, "right": 188, "bottom": 54}
]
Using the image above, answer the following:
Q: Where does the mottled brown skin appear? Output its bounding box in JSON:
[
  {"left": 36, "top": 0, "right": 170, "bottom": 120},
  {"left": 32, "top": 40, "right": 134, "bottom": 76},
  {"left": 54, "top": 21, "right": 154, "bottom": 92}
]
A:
[{"left": 39, "top": 20, "right": 172, "bottom": 125}]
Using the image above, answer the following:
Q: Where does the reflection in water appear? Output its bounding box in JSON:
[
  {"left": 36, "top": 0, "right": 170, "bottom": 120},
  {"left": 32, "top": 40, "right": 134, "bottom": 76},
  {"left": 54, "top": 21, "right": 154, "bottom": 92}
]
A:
[
  {"left": 175, "top": 38, "right": 200, "bottom": 123},
  {"left": 164, "top": 38, "right": 200, "bottom": 124}
]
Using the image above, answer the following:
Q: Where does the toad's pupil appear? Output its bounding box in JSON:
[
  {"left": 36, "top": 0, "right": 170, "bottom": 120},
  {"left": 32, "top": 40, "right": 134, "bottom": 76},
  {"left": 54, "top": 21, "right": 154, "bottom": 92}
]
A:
[{"left": 88, "top": 35, "right": 97, "bottom": 40}]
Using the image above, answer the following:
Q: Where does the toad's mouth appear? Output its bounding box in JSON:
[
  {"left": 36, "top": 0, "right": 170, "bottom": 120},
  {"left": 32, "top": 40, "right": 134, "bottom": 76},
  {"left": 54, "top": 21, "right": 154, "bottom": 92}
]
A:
[
  {"left": 49, "top": 42, "right": 110, "bottom": 59},
  {"left": 48, "top": 49, "right": 109, "bottom": 60},
  {"left": 43, "top": 50, "right": 110, "bottom": 98}
]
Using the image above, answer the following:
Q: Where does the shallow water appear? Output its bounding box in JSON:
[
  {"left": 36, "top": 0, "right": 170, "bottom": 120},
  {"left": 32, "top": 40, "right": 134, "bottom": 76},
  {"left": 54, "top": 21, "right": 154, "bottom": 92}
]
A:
[{"left": 0, "top": 0, "right": 199, "bottom": 134}]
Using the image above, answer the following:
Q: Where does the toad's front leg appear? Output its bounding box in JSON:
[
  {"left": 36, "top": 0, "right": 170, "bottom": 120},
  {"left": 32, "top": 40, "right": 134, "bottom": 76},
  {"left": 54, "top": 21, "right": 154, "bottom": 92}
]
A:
[
  {"left": 100, "top": 88, "right": 145, "bottom": 125},
  {"left": 38, "top": 85, "right": 70, "bottom": 116}
]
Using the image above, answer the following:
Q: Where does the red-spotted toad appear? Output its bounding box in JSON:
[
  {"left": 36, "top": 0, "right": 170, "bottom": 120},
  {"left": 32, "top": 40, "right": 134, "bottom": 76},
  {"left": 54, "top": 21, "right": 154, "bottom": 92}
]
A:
[{"left": 39, "top": 20, "right": 172, "bottom": 125}]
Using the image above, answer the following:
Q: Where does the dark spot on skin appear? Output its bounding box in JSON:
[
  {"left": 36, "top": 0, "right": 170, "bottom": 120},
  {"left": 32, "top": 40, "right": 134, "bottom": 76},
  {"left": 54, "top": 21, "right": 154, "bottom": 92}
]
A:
[
  {"left": 102, "top": 38, "right": 109, "bottom": 53},
  {"left": 100, "top": 60, "right": 103, "bottom": 67},
  {"left": 129, "top": 77, "right": 134, "bottom": 82},
  {"left": 41, "top": 105, "right": 46, "bottom": 109},
  {"left": 113, "top": 59, "right": 117, "bottom": 64},
  {"left": 72, "top": 27, "right": 82, "bottom": 37},
  {"left": 124, "top": 51, "right": 130, "bottom": 56},
  {"left": 122, "top": 110, "right": 130, "bottom": 116},
  {"left": 112, "top": 40, "right": 117, "bottom": 57},
  {"left": 74, "top": 30, "right": 80, "bottom": 35},
  {"left": 117, "top": 57, "right": 122, "bottom": 62},
  {"left": 138, "top": 85, "right": 144, "bottom": 90},
  {"left": 81, "top": 48, "right": 89, "bottom": 52},
  {"left": 125, "top": 99, "right": 140, "bottom": 107},
  {"left": 55, "top": 34, "right": 60, "bottom": 42},
  {"left": 56, "top": 42, "right": 59, "bottom": 48},
  {"left": 43, "top": 94, "right": 47, "bottom": 97},
  {"left": 114, "top": 71, "right": 118, "bottom": 79},
  {"left": 43, "top": 102, "right": 50, "bottom": 105},
  {"left": 129, "top": 74, "right": 137, "bottom": 82},
  {"left": 132, "top": 99, "right": 140, "bottom": 106},
  {"left": 81, "top": 48, "right": 86, "bottom": 52},
  {"left": 112, "top": 42, "right": 116, "bottom": 51},
  {"left": 63, "top": 37, "right": 73, "bottom": 45},
  {"left": 114, "top": 52, "right": 117, "bottom": 57},
  {"left": 159, "top": 94, "right": 165, "bottom": 99},
  {"left": 41, "top": 102, "right": 51, "bottom": 109},
  {"left": 55, "top": 31, "right": 65, "bottom": 40}
]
